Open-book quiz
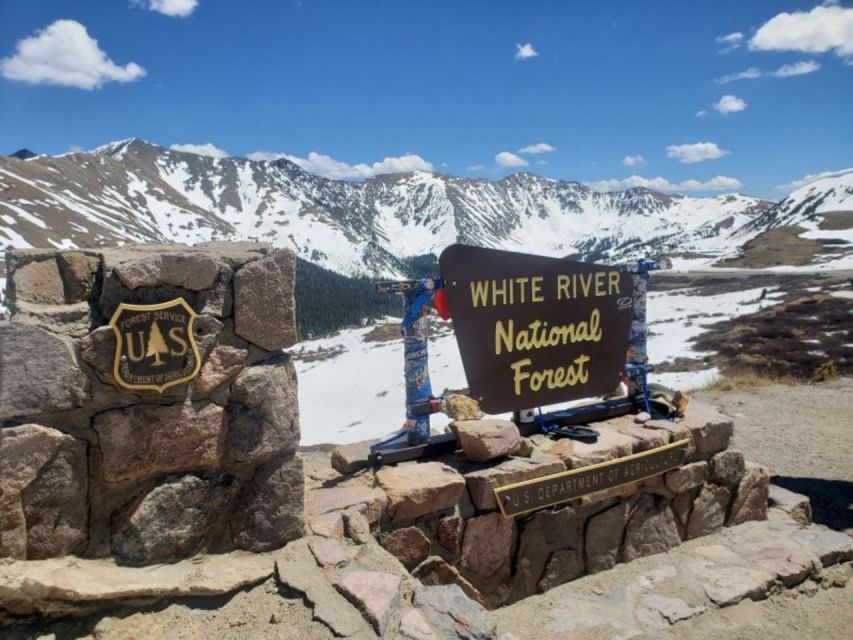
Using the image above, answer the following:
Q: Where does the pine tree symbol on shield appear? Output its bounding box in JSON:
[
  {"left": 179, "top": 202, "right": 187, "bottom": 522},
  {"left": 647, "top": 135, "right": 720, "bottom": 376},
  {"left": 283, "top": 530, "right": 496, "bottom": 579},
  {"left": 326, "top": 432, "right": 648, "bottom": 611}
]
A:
[{"left": 146, "top": 320, "right": 169, "bottom": 367}]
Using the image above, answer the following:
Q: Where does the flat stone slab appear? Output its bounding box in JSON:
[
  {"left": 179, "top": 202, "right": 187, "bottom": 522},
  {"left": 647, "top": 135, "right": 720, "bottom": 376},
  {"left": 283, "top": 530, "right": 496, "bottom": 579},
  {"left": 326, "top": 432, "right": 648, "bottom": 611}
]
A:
[
  {"left": 0, "top": 552, "right": 276, "bottom": 616},
  {"left": 305, "top": 486, "right": 387, "bottom": 525},
  {"left": 463, "top": 453, "right": 565, "bottom": 510},
  {"left": 376, "top": 462, "right": 466, "bottom": 524},
  {"left": 768, "top": 484, "right": 812, "bottom": 525}
]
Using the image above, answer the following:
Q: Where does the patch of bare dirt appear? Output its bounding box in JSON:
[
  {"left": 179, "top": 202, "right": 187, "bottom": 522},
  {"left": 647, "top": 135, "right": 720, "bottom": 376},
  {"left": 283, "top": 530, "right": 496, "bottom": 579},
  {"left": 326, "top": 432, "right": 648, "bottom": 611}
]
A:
[
  {"left": 818, "top": 211, "right": 853, "bottom": 231},
  {"left": 715, "top": 225, "right": 838, "bottom": 268}
]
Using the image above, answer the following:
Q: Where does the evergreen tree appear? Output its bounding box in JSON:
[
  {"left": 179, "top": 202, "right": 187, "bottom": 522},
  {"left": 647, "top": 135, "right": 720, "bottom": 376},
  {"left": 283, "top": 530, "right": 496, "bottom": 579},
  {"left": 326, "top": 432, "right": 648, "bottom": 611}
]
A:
[{"left": 146, "top": 320, "right": 169, "bottom": 366}]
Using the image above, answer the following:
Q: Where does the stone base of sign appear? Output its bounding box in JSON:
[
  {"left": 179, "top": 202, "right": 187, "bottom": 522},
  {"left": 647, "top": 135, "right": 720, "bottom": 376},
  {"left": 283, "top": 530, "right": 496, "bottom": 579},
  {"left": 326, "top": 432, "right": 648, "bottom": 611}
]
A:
[
  {"left": 1, "top": 243, "right": 303, "bottom": 565},
  {"left": 327, "top": 401, "right": 772, "bottom": 608}
]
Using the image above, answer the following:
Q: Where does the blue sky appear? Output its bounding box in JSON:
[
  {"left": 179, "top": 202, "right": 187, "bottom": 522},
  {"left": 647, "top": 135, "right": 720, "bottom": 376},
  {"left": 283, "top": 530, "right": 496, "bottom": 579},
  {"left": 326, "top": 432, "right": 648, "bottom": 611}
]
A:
[{"left": 0, "top": 0, "right": 851, "bottom": 198}]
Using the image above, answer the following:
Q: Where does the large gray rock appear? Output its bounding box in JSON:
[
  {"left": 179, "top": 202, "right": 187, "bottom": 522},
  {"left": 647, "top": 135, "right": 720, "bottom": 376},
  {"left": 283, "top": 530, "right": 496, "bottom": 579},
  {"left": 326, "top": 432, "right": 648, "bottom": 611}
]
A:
[
  {"left": 0, "top": 323, "right": 90, "bottom": 421},
  {"left": 586, "top": 501, "right": 631, "bottom": 573},
  {"left": 7, "top": 255, "right": 66, "bottom": 305},
  {"left": 687, "top": 483, "right": 731, "bottom": 539},
  {"left": 710, "top": 450, "right": 745, "bottom": 490},
  {"left": 379, "top": 526, "right": 432, "bottom": 570},
  {"left": 664, "top": 461, "right": 708, "bottom": 494},
  {"left": 414, "top": 584, "right": 496, "bottom": 640},
  {"left": 461, "top": 511, "right": 517, "bottom": 582},
  {"left": 728, "top": 463, "right": 770, "bottom": 526},
  {"left": 275, "top": 538, "right": 370, "bottom": 637},
  {"left": 334, "top": 569, "right": 403, "bottom": 636},
  {"left": 0, "top": 550, "right": 277, "bottom": 617},
  {"left": 94, "top": 401, "right": 225, "bottom": 484},
  {"left": 234, "top": 250, "right": 297, "bottom": 351},
  {"left": 111, "top": 473, "right": 237, "bottom": 565},
  {"left": 230, "top": 453, "right": 305, "bottom": 551},
  {"left": 454, "top": 419, "right": 520, "bottom": 462},
  {"left": 463, "top": 453, "right": 565, "bottom": 511},
  {"left": 193, "top": 343, "right": 247, "bottom": 395},
  {"left": 510, "top": 505, "right": 580, "bottom": 601},
  {"left": 226, "top": 354, "right": 300, "bottom": 465},
  {"left": 112, "top": 252, "right": 221, "bottom": 291},
  {"left": 56, "top": 251, "right": 100, "bottom": 302},
  {"left": 680, "top": 403, "right": 734, "bottom": 456},
  {"left": 0, "top": 424, "right": 88, "bottom": 559},
  {"left": 376, "top": 462, "right": 466, "bottom": 524},
  {"left": 622, "top": 494, "right": 681, "bottom": 562},
  {"left": 11, "top": 300, "right": 92, "bottom": 337}
]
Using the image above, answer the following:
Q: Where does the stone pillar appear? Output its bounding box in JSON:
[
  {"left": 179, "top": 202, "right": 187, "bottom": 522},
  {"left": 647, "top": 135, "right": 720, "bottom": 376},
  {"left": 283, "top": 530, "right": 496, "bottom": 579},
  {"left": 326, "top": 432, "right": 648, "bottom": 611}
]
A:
[{"left": 1, "top": 242, "right": 304, "bottom": 564}]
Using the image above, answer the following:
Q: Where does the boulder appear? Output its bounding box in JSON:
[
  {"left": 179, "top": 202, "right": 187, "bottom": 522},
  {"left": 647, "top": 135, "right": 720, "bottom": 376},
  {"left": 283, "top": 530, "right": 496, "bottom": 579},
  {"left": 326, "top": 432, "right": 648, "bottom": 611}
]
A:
[
  {"left": 7, "top": 255, "right": 65, "bottom": 305},
  {"left": 680, "top": 403, "right": 734, "bottom": 456},
  {"left": 112, "top": 252, "right": 221, "bottom": 291},
  {"left": 549, "top": 426, "right": 635, "bottom": 470},
  {"left": 728, "top": 463, "right": 770, "bottom": 526},
  {"left": 665, "top": 461, "right": 708, "bottom": 494},
  {"left": 412, "top": 556, "right": 484, "bottom": 604},
  {"left": 463, "top": 453, "right": 565, "bottom": 511},
  {"left": 56, "top": 252, "right": 100, "bottom": 302},
  {"left": 94, "top": 401, "right": 225, "bottom": 484},
  {"left": 586, "top": 501, "right": 631, "bottom": 573},
  {"left": 234, "top": 250, "right": 297, "bottom": 351},
  {"left": 230, "top": 453, "right": 305, "bottom": 551},
  {"left": 538, "top": 547, "right": 584, "bottom": 592},
  {"left": 11, "top": 300, "right": 92, "bottom": 337},
  {"left": 330, "top": 440, "right": 372, "bottom": 475},
  {"left": 0, "top": 551, "right": 276, "bottom": 617},
  {"left": 413, "top": 584, "right": 496, "bottom": 640},
  {"left": 227, "top": 355, "right": 300, "bottom": 465},
  {"left": 622, "top": 494, "right": 681, "bottom": 562},
  {"left": 0, "top": 323, "right": 90, "bottom": 421},
  {"left": 78, "top": 325, "right": 117, "bottom": 385},
  {"left": 379, "top": 526, "right": 432, "bottom": 570},
  {"left": 334, "top": 569, "right": 403, "bottom": 636},
  {"left": 424, "top": 515, "right": 463, "bottom": 558},
  {"left": 399, "top": 608, "right": 439, "bottom": 640},
  {"left": 461, "top": 511, "right": 516, "bottom": 581},
  {"left": 454, "top": 419, "right": 521, "bottom": 462},
  {"left": 0, "top": 424, "right": 88, "bottom": 559},
  {"left": 343, "top": 507, "right": 373, "bottom": 544},
  {"left": 305, "top": 486, "right": 387, "bottom": 526},
  {"left": 510, "top": 506, "right": 579, "bottom": 601},
  {"left": 193, "top": 344, "right": 247, "bottom": 395},
  {"left": 111, "top": 473, "right": 237, "bottom": 565},
  {"left": 710, "top": 450, "right": 745, "bottom": 490},
  {"left": 376, "top": 462, "right": 466, "bottom": 524},
  {"left": 687, "top": 483, "right": 731, "bottom": 539}
]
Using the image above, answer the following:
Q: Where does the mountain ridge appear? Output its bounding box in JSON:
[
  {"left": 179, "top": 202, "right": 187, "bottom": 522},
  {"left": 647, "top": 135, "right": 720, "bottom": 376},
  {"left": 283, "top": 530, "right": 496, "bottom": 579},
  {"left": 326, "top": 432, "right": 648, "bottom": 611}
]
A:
[{"left": 1, "top": 138, "right": 850, "bottom": 276}]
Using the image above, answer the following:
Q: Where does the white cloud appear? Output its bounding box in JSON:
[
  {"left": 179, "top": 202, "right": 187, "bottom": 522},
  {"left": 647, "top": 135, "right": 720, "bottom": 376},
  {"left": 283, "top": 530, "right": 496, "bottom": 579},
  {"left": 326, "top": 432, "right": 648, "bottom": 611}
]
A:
[
  {"left": 133, "top": 0, "right": 199, "bottom": 17},
  {"left": 622, "top": 155, "right": 646, "bottom": 167},
  {"left": 495, "top": 151, "right": 529, "bottom": 168},
  {"left": 716, "top": 32, "right": 744, "bottom": 52},
  {"left": 67, "top": 145, "right": 84, "bottom": 153},
  {"left": 248, "top": 150, "right": 433, "bottom": 179},
  {"left": 0, "top": 20, "right": 146, "bottom": 89},
  {"left": 515, "top": 43, "right": 539, "bottom": 60},
  {"left": 535, "top": 159, "right": 549, "bottom": 166},
  {"left": 776, "top": 167, "right": 853, "bottom": 191},
  {"left": 169, "top": 142, "right": 228, "bottom": 158},
  {"left": 716, "top": 60, "right": 822, "bottom": 83},
  {"left": 750, "top": 3, "right": 853, "bottom": 61},
  {"left": 715, "top": 67, "right": 763, "bottom": 83},
  {"left": 466, "top": 164, "right": 485, "bottom": 171},
  {"left": 772, "top": 60, "right": 822, "bottom": 77},
  {"left": 518, "top": 142, "right": 555, "bottom": 154},
  {"left": 666, "top": 142, "right": 730, "bottom": 164},
  {"left": 696, "top": 109, "right": 709, "bottom": 118},
  {"left": 713, "top": 95, "right": 747, "bottom": 114},
  {"left": 587, "top": 175, "right": 742, "bottom": 193}
]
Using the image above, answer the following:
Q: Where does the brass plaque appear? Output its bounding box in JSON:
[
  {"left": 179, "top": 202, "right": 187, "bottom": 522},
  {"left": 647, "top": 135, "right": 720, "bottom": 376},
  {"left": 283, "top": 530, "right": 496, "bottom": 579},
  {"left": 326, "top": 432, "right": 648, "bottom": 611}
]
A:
[
  {"left": 109, "top": 298, "right": 202, "bottom": 393},
  {"left": 495, "top": 439, "right": 691, "bottom": 518},
  {"left": 439, "top": 245, "right": 634, "bottom": 414}
]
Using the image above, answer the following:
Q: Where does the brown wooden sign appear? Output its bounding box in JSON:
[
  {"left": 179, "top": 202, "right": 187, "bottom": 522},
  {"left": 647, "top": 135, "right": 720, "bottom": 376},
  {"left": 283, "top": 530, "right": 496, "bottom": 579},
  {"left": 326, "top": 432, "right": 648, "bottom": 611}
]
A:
[
  {"left": 439, "top": 245, "right": 634, "bottom": 413},
  {"left": 495, "top": 439, "right": 690, "bottom": 517},
  {"left": 109, "top": 298, "right": 202, "bottom": 393}
]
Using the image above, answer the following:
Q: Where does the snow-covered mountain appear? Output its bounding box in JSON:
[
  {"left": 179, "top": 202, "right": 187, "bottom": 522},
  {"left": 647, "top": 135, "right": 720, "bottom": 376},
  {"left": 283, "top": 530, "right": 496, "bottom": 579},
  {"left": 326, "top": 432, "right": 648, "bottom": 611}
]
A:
[{"left": 1, "top": 139, "right": 850, "bottom": 276}]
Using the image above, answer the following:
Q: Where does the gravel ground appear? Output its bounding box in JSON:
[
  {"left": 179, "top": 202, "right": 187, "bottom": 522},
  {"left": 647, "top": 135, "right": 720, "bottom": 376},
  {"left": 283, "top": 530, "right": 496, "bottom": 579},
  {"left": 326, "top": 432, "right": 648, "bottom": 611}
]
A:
[{"left": 696, "top": 376, "right": 853, "bottom": 532}]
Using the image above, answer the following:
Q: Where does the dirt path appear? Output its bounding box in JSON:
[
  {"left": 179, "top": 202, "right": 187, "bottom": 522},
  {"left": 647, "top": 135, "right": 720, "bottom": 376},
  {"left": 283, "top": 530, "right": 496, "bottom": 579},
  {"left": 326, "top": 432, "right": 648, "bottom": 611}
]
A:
[{"left": 696, "top": 377, "right": 853, "bottom": 532}]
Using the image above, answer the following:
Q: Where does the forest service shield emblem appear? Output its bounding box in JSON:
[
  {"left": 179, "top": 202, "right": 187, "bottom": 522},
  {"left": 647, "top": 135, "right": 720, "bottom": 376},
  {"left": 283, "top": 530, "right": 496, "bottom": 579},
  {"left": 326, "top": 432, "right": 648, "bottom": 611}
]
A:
[{"left": 108, "top": 298, "right": 202, "bottom": 393}]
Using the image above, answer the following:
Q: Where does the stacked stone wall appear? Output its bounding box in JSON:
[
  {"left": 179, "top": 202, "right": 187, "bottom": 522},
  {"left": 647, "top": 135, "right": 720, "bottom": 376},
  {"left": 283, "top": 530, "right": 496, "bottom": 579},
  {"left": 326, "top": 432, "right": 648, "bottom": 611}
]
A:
[
  {"left": 321, "top": 405, "right": 771, "bottom": 608},
  {"left": 0, "top": 243, "right": 303, "bottom": 565}
]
